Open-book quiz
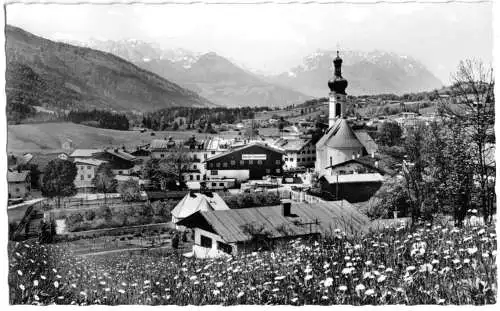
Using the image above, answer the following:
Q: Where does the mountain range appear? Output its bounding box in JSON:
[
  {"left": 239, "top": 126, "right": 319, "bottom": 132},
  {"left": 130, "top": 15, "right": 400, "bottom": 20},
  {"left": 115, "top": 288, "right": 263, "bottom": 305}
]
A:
[
  {"left": 264, "top": 50, "right": 443, "bottom": 97},
  {"left": 5, "top": 25, "right": 212, "bottom": 117},
  {"left": 66, "top": 38, "right": 443, "bottom": 100}
]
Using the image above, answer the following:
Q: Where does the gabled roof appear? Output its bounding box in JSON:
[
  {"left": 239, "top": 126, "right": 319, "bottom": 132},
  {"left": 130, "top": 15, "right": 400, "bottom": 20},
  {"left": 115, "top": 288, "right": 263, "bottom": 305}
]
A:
[
  {"left": 150, "top": 139, "right": 177, "bottom": 150},
  {"left": 274, "top": 138, "right": 311, "bottom": 152},
  {"left": 7, "top": 170, "right": 30, "bottom": 183},
  {"left": 353, "top": 130, "right": 378, "bottom": 154},
  {"left": 70, "top": 149, "right": 103, "bottom": 158},
  {"left": 321, "top": 173, "right": 384, "bottom": 184},
  {"left": 325, "top": 159, "right": 385, "bottom": 175},
  {"left": 104, "top": 148, "right": 136, "bottom": 162},
  {"left": 172, "top": 192, "right": 230, "bottom": 221},
  {"left": 205, "top": 142, "right": 285, "bottom": 162},
  {"left": 316, "top": 119, "right": 364, "bottom": 150},
  {"left": 178, "top": 200, "right": 369, "bottom": 243}
]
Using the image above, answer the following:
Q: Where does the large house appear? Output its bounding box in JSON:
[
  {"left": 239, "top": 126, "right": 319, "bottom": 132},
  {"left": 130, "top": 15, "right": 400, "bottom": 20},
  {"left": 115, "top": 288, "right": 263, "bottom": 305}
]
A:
[
  {"left": 274, "top": 138, "right": 316, "bottom": 170},
  {"left": 178, "top": 200, "right": 370, "bottom": 258},
  {"left": 74, "top": 158, "right": 107, "bottom": 192},
  {"left": 205, "top": 142, "right": 285, "bottom": 181},
  {"left": 172, "top": 191, "right": 230, "bottom": 224}
]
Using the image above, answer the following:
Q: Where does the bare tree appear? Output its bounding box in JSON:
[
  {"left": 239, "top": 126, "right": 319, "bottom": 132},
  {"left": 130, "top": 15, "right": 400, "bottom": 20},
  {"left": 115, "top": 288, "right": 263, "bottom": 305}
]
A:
[{"left": 438, "top": 59, "right": 495, "bottom": 223}]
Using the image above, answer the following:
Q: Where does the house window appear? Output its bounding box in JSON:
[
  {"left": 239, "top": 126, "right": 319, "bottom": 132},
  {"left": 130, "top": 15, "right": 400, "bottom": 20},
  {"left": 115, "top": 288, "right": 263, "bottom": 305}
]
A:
[
  {"left": 212, "top": 182, "right": 216, "bottom": 187},
  {"left": 248, "top": 160, "right": 253, "bottom": 165},
  {"left": 219, "top": 183, "right": 224, "bottom": 187},
  {"left": 217, "top": 241, "right": 232, "bottom": 254},
  {"left": 15, "top": 188, "right": 20, "bottom": 192},
  {"left": 160, "top": 154, "right": 165, "bottom": 158},
  {"left": 190, "top": 175, "right": 193, "bottom": 180},
  {"left": 80, "top": 175, "right": 84, "bottom": 181},
  {"left": 193, "top": 164, "right": 197, "bottom": 170},
  {"left": 297, "top": 158, "right": 301, "bottom": 162},
  {"left": 87, "top": 166, "right": 91, "bottom": 170},
  {"left": 285, "top": 157, "right": 288, "bottom": 161},
  {"left": 230, "top": 160, "right": 236, "bottom": 165},
  {"left": 330, "top": 157, "right": 333, "bottom": 166},
  {"left": 257, "top": 160, "right": 263, "bottom": 165},
  {"left": 211, "top": 170, "right": 218, "bottom": 175},
  {"left": 216, "top": 162, "right": 221, "bottom": 168},
  {"left": 196, "top": 175, "right": 200, "bottom": 181},
  {"left": 87, "top": 174, "right": 91, "bottom": 179},
  {"left": 211, "top": 151, "right": 216, "bottom": 155},
  {"left": 276, "top": 169, "right": 281, "bottom": 173},
  {"left": 204, "top": 154, "right": 208, "bottom": 159},
  {"left": 239, "top": 160, "right": 244, "bottom": 166},
  {"left": 200, "top": 235, "right": 212, "bottom": 248},
  {"left": 275, "top": 160, "right": 281, "bottom": 165},
  {"left": 266, "top": 169, "right": 271, "bottom": 174},
  {"left": 119, "top": 171, "right": 123, "bottom": 174},
  {"left": 223, "top": 162, "right": 228, "bottom": 168}
]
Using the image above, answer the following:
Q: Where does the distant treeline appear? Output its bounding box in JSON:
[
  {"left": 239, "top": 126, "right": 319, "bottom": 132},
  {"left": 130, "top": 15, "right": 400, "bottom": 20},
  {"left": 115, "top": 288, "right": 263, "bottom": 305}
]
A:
[
  {"left": 67, "top": 109, "right": 130, "bottom": 130},
  {"left": 141, "top": 107, "right": 268, "bottom": 131}
]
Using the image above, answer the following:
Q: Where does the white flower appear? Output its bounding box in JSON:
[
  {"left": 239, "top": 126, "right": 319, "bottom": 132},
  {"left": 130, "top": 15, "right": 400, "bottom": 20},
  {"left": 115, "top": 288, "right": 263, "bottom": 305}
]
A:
[
  {"left": 17, "top": 270, "right": 23, "bottom": 276},
  {"left": 291, "top": 297, "right": 299, "bottom": 303},
  {"left": 365, "top": 260, "right": 373, "bottom": 266},
  {"left": 305, "top": 275, "right": 313, "bottom": 281},
  {"left": 213, "top": 289, "right": 220, "bottom": 296},
  {"left": 324, "top": 277, "right": 333, "bottom": 287},
  {"left": 215, "top": 281, "right": 224, "bottom": 288},
  {"left": 365, "top": 289, "right": 375, "bottom": 296},
  {"left": 54, "top": 281, "right": 59, "bottom": 288},
  {"left": 118, "top": 289, "right": 125, "bottom": 294},
  {"left": 406, "top": 266, "right": 416, "bottom": 272},
  {"left": 33, "top": 280, "right": 39, "bottom": 287},
  {"left": 275, "top": 276, "right": 286, "bottom": 281},
  {"left": 377, "top": 275, "right": 386, "bottom": 283},
  {"left": 463, "top": 258, "right": 471, "bottom": 264},
  {"left": 478, "top": 229, "right": 485, "bottom": 235},
  {"left": 431, "top": 259, "right": 439, "bottom": 265},
  {"left": 385, "top": 267, "right": 394, "bottom": 273},
  {"left": 467, "top": 247, "right": 478, "bottom": 255},
  {"left": 189, "top": 275, "right": 197, "bottom": 281},
  {"left": 19, "top": 284, "right": 25, "bottom": 291},
  {"left": 237, "top": 291, "right": 244, "bottom": 298},
  {"left": 355, "top": 284, "right": 366, "bottom": 292},
  {"left": 338, "top": 285, "right": 348, "bottom": 291}
]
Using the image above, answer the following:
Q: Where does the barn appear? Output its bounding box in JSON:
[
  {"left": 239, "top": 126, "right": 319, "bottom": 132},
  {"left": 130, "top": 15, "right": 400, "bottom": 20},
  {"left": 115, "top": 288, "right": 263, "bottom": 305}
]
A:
[
  {"left": 205, "top": 142, "right": 285, "bottom": 181},
  {"left": 178, "top": 200, "right": 370, "bottom": 258}
]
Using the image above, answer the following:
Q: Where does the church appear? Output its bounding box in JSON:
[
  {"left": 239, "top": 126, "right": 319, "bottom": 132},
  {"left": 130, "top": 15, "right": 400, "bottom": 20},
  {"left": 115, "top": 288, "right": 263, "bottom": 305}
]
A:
[{"left": 315, "top": 52, "right": 371, "bottom": 176}]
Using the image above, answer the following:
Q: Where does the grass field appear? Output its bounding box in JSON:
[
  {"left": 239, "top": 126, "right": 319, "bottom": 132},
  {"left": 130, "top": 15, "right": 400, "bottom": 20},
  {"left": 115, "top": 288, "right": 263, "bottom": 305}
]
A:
[
  {"left": 7, "top": 122, "right": 240, "bottom": 154},
  {"left": 8, "top": 223, "right": 497, "bottom": 305}
]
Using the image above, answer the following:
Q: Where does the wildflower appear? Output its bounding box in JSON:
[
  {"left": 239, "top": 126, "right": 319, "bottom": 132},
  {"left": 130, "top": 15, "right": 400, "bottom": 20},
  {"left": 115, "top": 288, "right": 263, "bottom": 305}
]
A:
[
  {"left": 33, "top": 294, "right": 39, "bottom": 301},
  {"left": 99, "top": 281, "right": 106, "bottom": 286},
  {"left": 291, "top": 297, "right": 299, "bottom": 303},
  {"left": 104, "top": 288, "right": 110, "bottom": 292},
  {"left": 355, "top": 284, "right": 366, "bottom": 293},
  {"left": 419, "top": 264, "right": 433, "bottom": 273},
  {"left": 438, "top": 298, "right": 446, "bottom": 304},
  {"left": 365, "top": 289, "right": 375, "bottom": 296},
  {"left": 452, "top": 259, "right": 460, "bottom": 265},
  {"left": 216, "top": 281, "right": 224, "bottom": 288},
  {"left": 118, "top": 289, "right": 125, "bottom": 294},
  {"left": 17, "top": 270, "right": 23, "bottom": 276},
  {"left": 467, "top": 247, "right": 478, "bottom": 255},
  {"left": 377, "top": 275, "right": 386, "bottom": 283},
  {"left": 189, "top": 275, "right": 197, "bottom": 281},
  {"left": 478, "top": 229, "right": 485, "bottom": 235},
  {"left": 275, "top": 275, "right": 286, "bottom": 281},
  {"left": 324, "top": 277, "right": 333, "bottom": 287},
  {"left": 385, "top": 267, "right": 394, "bottom": 273},
  {"left": 272, "top": 288, "right": 280, "bottom": 292},
  {"left": 54, "top": 281, "right": 59, "bottom": 288},
  {"left": 482, "top": 252, "right": 489, "bottom": 258},
  {"left": 431, "top": 259, "right": 439, "bottom": 265},
  {"left": 71, "top": 284, "right": 76, "bottom": 288},
  {"left": 19, "top": 284, "right": 25, "bottom": 291},
  {"left": 338, "top": 285, "right": 347, "bottom": 291},
  {"left": 33, "top": 280, "right": 38, "bottom": 287},
  {"left": 322, "top": 295, "right": 329, "bottom": 300},
  {"left": 80, "top": 291, "right": 87, "bottom": 296},
  {"left": 305, "top": 275, "right": 313, "bottom": 281},
  {"left": 406, "top": 266, "right": 416, "bottom": 272},
  {"left": 237, "top": 291, "right": 244, "bottom": 298},
  {"left": 365, "top": 260, "right": 373, "bottom": 266},
  {"left": 463, "top": 258, "right": 470, "bottom": 264}
]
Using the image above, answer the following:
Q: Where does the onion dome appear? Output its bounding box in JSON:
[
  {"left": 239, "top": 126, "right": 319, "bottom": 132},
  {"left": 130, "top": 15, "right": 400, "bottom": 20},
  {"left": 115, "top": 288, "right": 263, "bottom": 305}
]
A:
[{"left": 328, "top": 51, "right": 348, "bottom": 94}]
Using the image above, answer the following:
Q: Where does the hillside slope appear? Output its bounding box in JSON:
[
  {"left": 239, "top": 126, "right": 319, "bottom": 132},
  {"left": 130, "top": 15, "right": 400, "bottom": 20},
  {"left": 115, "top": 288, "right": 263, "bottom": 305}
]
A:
[{"left": 5, "top": 25, "right": 212, "bottom": 117}]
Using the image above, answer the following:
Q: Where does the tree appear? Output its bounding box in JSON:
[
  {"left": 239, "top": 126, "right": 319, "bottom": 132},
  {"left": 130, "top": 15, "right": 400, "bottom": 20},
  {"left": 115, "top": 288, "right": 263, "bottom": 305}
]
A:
[
  {"left": 438, "top": 59, "right": 495, "bottom": 224},
  {"left": 92, "top": 163, "right": 117, "bottom": 205},
  {"left": 41, "top": 159, "right": 77, "bottom": 209},
  {"left": 118, "top": 178, "right": 142, "bottom": 202},
  {"left": 163, "top": 146, "right": 192, "bottom": 188},
  {"left": 377, "top": 121, "right": 402, "bottom": 147}
]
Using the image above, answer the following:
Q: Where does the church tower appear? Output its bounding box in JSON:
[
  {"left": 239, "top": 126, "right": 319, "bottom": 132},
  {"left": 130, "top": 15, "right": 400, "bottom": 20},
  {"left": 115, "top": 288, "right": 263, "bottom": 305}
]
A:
[{"left": 327, "top": 51, "right": 348, "bottom": 127}]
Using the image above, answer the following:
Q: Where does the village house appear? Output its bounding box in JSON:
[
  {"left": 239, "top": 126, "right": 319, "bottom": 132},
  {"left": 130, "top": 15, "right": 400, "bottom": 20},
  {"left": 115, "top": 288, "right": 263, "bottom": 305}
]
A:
[
  {"left": 274, "top": 138, "right": 316, "bottom": 170},
  {"left": 7, "top": 170, "right": 31, "bottom": 199},
  {"left": 178, "top": 200, "right": 369, "bottom": 258},
  {"left": 73, "top": 158, "right": 107, "bottom": 193},
  {"left": 205, "top": 142, "right": 285, "bottom": 181}
]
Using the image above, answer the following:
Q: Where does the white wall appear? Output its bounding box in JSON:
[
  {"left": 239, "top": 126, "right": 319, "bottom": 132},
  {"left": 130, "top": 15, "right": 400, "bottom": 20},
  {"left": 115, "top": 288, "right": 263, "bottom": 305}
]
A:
[
  {"left": 193, "top": 227, "right": 237, "bottom": 258},
  {"left": 207, "top": 169, "right": 249, "bottom": 182}
]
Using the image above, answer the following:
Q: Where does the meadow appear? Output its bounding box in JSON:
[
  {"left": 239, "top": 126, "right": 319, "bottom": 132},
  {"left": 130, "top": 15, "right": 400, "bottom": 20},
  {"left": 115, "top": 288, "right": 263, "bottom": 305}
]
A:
[{"left": 8, "top": 223, "right": 497, "bottom": 305}]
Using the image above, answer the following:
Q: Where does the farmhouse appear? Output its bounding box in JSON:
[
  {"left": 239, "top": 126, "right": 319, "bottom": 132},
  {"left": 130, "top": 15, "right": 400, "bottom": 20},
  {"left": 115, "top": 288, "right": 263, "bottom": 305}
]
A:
[
  {"left": 205, "top": 142, "right": 285, "bottom": 181},
  {"left": 274, "top": 138, "right": 316, "bottom": 170},
  {"left": 319, "top": 173, "right": 384, "bottom": 203},
  {"left": 7, "top": 170, "right": 31, "bottom": 199},
  {"left": 172, "top": 191, "right": 230, "bottom": 224},
  {"left": 178, "top": 200, "right": 370, "bottom": 258},
  {"left": 74, "top": 158, "right": 107, "bottom": 192}
]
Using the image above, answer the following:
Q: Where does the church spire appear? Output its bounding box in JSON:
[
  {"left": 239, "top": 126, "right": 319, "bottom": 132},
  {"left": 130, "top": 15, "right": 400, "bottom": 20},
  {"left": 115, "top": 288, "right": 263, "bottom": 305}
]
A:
[{"left": 328, "top": 51, "right": 348, "bottom": 95}]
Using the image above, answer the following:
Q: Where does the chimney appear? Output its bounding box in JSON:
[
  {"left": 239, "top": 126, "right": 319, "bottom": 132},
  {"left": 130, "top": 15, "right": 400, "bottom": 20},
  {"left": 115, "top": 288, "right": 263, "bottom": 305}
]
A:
[
  {"left": 375, "top": 161, "right": 379, "bottom": 168},
  {"left": 282, "top": 200, "right": 292, "bottom": 217},
  {"left": 371, "top": 152, "right": 375, "bottom": 158}
]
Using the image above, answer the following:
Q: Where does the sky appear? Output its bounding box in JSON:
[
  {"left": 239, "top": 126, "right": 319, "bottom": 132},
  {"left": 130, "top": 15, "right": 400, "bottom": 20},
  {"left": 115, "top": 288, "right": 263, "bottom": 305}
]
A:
[{"left": 5, "top": 2, "right": 493, "bottom": 84}]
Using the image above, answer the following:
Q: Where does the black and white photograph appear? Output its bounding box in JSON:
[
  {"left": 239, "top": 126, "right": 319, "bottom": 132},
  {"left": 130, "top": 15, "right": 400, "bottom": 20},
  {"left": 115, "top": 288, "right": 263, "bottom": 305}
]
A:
[{"left": 3, "top": 0, "right": 497, "bottom": 306}]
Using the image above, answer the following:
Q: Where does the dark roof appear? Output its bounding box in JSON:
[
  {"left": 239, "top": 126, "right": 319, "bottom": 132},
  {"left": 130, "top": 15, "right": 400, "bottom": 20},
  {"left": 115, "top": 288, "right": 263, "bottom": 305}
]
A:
[
  {"left": 353, "top": 130, "right": 378, "bottom": 154},
  {"left": 104, "top": 148, "right": 136, "bottom": 162},
  {"left": 178, "top": 200, "right": 370, "bottom": 243},
  {"left": 316, "top": 119, "right": 365, "bottom": 150},
  {"left": 206, "top": 142, "right": 285, "bottom": 162}
]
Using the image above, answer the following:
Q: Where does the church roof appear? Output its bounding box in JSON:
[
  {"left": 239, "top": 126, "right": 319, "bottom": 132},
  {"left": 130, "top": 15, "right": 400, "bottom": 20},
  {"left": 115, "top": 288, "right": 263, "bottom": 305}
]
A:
[{"left": 316, "top": 119, "right": 365, "bottom": 150}]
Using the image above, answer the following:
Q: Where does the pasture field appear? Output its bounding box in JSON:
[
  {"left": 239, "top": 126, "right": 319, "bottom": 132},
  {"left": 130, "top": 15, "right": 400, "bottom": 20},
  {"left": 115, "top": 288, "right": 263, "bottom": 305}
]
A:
[
  {"left": 7, "top": 122, "right": 241, "bottom": 154},
  {"left": 8, "top": 223, "right": 496, "bottom": 305}
]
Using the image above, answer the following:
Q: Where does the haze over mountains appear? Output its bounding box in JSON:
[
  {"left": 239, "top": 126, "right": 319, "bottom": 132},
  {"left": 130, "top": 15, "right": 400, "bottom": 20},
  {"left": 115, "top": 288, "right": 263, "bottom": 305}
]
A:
[
  {"left": 5, "top": 25, "right": 212, "bottom": 117},
  {"left": 66, "top": 37, "right": 443, "bottom": 104}
]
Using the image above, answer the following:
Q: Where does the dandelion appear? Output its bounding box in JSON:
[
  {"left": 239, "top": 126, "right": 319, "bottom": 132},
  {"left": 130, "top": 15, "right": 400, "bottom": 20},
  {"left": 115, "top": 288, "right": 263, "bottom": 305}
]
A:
[
  {"left": 321, "top": 295, "right": 329, "bottom": 300},
  {"left": 365, "top": 260, "right": 373, "bottom": 266},
  {"left": 80, "top": 291, "right": 87, "bottom": 296},
  {"left": 365, "top": 289, "right": 375, "bottom": 296}
]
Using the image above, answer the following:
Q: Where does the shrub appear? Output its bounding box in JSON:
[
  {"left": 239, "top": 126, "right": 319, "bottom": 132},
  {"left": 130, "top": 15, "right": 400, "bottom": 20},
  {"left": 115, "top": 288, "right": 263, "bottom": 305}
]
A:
[
  {"left": 84, "top": 209, "right": 96, "bottom": 221},
  {"left": 95, "top": 205, "right": 112, "bottom": 220}
]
